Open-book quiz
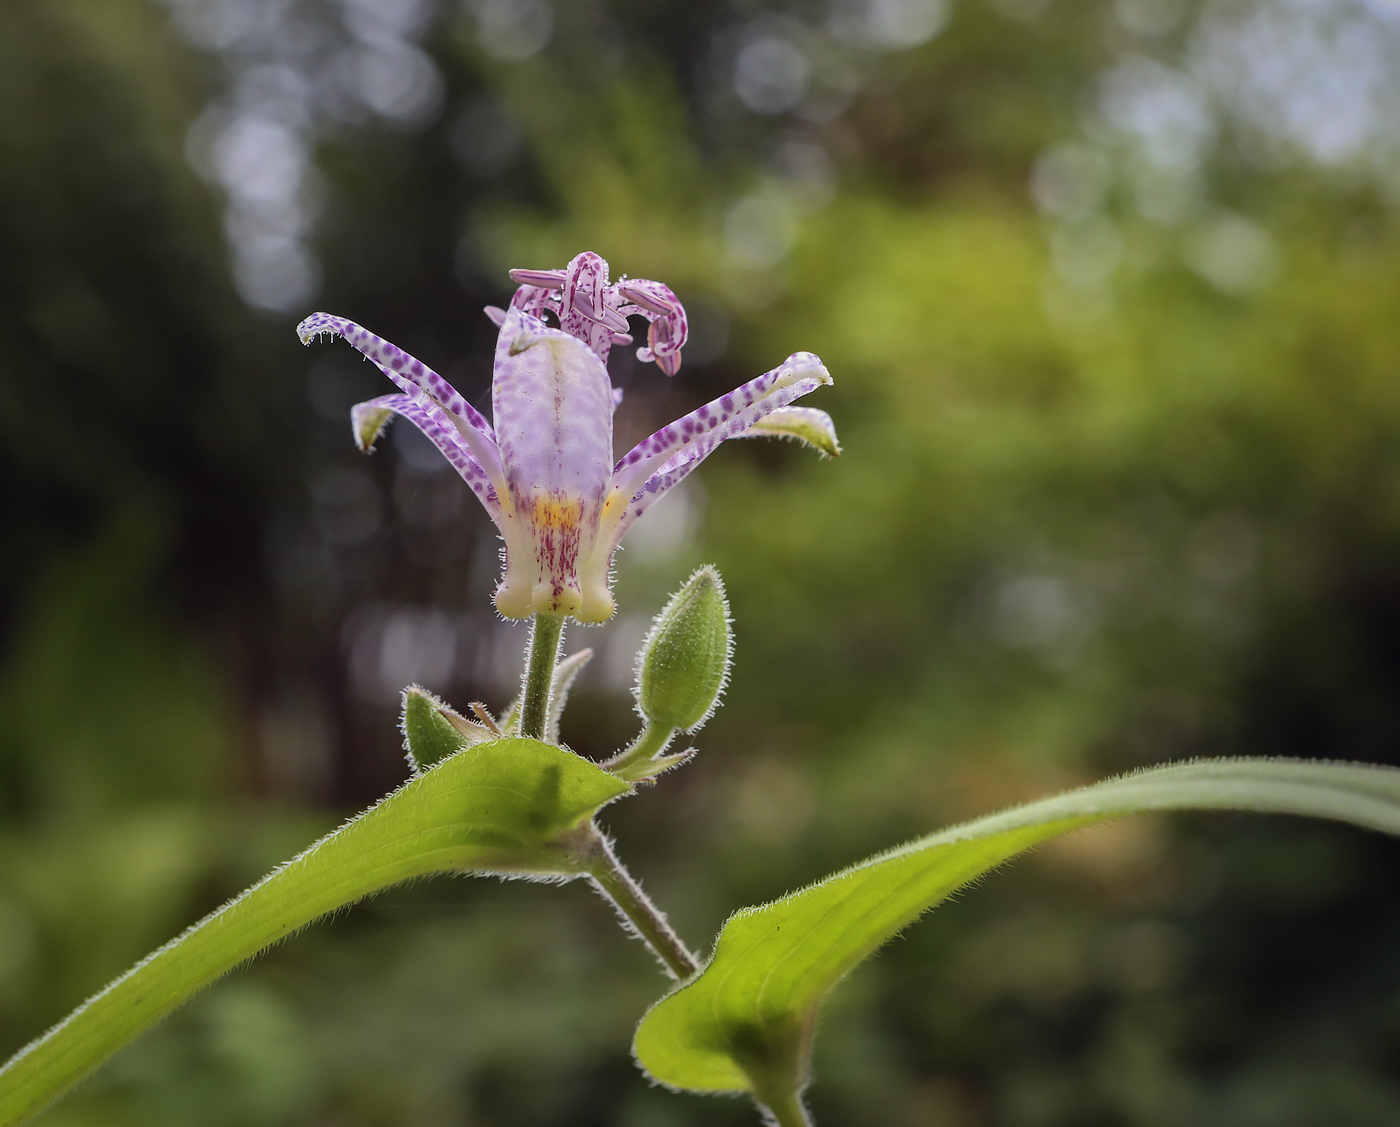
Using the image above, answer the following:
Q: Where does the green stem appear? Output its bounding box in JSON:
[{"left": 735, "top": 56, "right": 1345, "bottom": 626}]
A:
[
  {"left": 520, "top": 613, "right": 565, "bottom": 741},
  {"left": 758, "top": 1092, "right": 813, "bottom": 1127},
  {"left": 574, "top": 822, "right": 699, "bottom": 980},
  {"left": 602, "top": 721, "right": 676, "bottom": 780}
]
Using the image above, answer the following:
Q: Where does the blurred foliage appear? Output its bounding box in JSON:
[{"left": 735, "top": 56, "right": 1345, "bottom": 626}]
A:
[{"left": 5, "top": 0, "right": 1400, "bottom": 1123}]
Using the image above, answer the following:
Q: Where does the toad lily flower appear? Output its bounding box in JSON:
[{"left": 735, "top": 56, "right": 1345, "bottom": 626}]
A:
[{"left": 297, "top": 251, "right": 838, "bottom": 623}]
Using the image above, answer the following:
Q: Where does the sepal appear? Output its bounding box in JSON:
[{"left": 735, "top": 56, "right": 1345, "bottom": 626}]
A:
[
  {"left": 614, "top": 748, "right": 696, "bottom": 785},
  {"left": 441, "top": 705, "right": 502, "bottom": 745},
  {"left": 498, "top": 694, "right": 521, "bottom": 737}
]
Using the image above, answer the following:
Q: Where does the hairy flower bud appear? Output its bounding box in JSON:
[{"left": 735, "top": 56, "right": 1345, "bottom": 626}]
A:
[
  {"left": 401, "top": 686, "right": 494, "bottom": 774},
  {"left": 636, "top": 566, "right": 733, "bottom": 733}
]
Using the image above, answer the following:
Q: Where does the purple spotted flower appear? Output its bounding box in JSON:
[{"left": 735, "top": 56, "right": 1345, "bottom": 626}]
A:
[{"left": 297, "top": 251, "right": 838, "bottom": 622}]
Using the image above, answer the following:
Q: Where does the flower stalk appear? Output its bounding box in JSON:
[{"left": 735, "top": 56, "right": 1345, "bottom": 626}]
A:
[
  {"left": 759, "top": 1093, "right": 813, "bottom": 1127},
  {"left": 603, "top": 722, "right": 677, "bottom": 780},
  {"left": 519, "top": 614, "right": 565, "bottom": 741}
]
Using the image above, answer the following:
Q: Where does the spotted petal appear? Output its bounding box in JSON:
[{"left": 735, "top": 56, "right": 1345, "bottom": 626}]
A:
[
  {"left": 298, "top": 312, "right": 505, "bottom": 492},
  {"left": 610, "top": 351, "right": 832, "bottom": 502},
  {"left": 578, "top": 353, "right": 833, "bottom": 584},
  {"left": 350, "top": 393, "right": 502, "bottom": 518},
  {"left": 297, "top": 314, "right": 488, "bottom": 431}
]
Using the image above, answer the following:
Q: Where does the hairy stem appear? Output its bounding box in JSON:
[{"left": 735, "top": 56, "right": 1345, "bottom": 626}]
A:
[
  {"left": 574, "top": 822, "right": 699, "bottom": 980},
  {"left": 602, "top": 721, "right": 676, "bottom": 779},
  {"left": 759, "top": 1093, "right": 813, "bottom": 1127},
  {"left": 520, "top": 614, "right": 565, "bottom": 741}
]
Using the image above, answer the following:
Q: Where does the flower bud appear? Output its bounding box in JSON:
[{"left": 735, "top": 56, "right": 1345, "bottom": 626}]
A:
[
  {"left": 401, "top": 686, "right": 493, "bottom": 774},
  {"left": 635, "top": 566, "right": 733, "bottom": 733}
]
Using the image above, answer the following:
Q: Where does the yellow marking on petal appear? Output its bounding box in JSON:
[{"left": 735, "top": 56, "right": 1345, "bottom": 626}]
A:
[
  {"left": 601, "top": 490, "right": 630, "bottom": 519},
  {"left": 532, "top": 495, "right": 583, "bottom": 530}
]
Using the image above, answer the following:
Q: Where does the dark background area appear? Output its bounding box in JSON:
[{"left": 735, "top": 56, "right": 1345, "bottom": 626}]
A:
[{"left": 5, "top": 0, "right": 1400, "bottom": 1123}]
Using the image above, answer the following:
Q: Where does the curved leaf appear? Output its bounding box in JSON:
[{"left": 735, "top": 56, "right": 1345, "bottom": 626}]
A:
[
  {"left": 0, "top": 739, "right": 628, "bottom": 1127},
  {"left": 633, "top": 757, "right": 1400, "bottom": 1110}
]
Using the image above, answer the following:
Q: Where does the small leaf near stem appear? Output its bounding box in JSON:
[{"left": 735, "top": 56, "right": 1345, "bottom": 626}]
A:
[
  {"left": 520, "top": 613, "right": 565, "bottom": 741},
  {"left": 570, "top": 820, "right": 699, "bottom": 980},
  {"left": 546, "top": 647, "right": 594, "bottom": 745},
  {"left": 499, "top": 695, "right": 521, "bottom": 736},
  {"left": 470, "top": 702, "right": 504, "bottom": 736}
]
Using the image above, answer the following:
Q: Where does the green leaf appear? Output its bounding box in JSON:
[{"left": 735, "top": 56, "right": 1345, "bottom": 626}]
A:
[
  {"left": 0, "top": 739, "right": 628, "bottom": 1127},
  {"left": 633, "top": 757, "right": 1400, "bottom": 1111}
]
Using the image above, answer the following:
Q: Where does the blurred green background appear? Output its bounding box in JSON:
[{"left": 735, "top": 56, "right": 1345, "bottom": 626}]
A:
[{"left": 6, "top": 0, "right": 1400, "bottom": 1122}]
